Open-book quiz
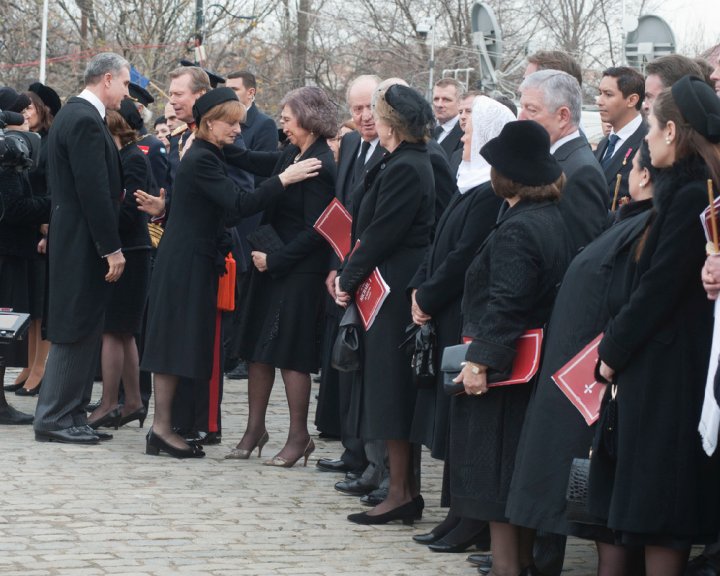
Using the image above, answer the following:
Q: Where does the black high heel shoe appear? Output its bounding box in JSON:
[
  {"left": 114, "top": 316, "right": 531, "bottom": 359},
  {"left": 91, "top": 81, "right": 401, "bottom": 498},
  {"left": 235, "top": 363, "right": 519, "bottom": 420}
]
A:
[
  {"left": 4, "top": 377, "right": 27, "bottom": 392},
  {"left": 119, "top": 406, "right": 147, "bottom": 428},
  {"left": 347, "top": 499, "right": 420, "bottom": 526},
  {"left": 427, "top": 520, "right": 490, "bottom": 553},
  {"left": 88, "top": 408, "right": 121, "bottom": 430},
  {"left": 413, "top": 511, "right": 460, "bottom": 544},
  {"left": 15, "top": 379, "right": 41, "bottom": 396},
  {"left": 145, "top": 428, "right": 205, "bottom": 459}
]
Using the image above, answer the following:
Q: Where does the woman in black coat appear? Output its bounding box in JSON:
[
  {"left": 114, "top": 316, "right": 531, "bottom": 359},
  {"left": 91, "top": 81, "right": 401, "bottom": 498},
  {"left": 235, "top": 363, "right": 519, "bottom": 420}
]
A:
[
  {"left": 506, "top": 141, "right": 658, "bottom": 574},
  {"left": 451, "top": 121, "right": 572, "bottom": 576},
  {"left": 140, "top": 88, "right": 323, "bottom": 458},
  {"left": 225, "top": 86, "right": 336, "bottom": 468},
  {"left": 593, "top": 77, "right": 720, "bottom": 575},
  {"left": 335, "top": 84, "right": 435, "bottom": 525},
  {"left": 87, "top": 108, "right": 155, "bottom": 429},
  {"left": 408, "top": 95, "right": 513, "bottom": 546}
]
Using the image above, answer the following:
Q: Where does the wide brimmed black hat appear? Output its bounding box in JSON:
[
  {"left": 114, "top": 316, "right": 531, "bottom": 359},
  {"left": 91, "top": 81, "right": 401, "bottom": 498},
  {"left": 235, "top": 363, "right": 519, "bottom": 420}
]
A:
[
  {"left": 0, "top": 87, "right": 31, "bottom": 114},
  {"left": 180, "top": 60, "right": 225, "bottom": 89},
  {"left": 382, "top": 84, "right": 434, "bottom": 138},
  {"left": 671, "top": 75, "right": 720, "bottom": 143},
  {"left": 481, "top": 120, "right": 562, "bottom": 186},
  {"left": 128, "top": 82, "right": 155, "bottom": 107},
  {"left": 119, "top": 98, "right": 144, "bottom": 131},
  {"left": 192, "top": 87, "right": 239, "bottom": 125},
  {"left": 28, "top": 82, "right": 62, "bottom": 117}
]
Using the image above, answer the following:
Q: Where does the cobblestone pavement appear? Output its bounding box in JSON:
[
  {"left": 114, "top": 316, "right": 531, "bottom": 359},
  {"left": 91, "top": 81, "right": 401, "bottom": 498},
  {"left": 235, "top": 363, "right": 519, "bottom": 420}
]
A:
[{"left": 0, "top": 368, "right": 599, "bottom": 576}]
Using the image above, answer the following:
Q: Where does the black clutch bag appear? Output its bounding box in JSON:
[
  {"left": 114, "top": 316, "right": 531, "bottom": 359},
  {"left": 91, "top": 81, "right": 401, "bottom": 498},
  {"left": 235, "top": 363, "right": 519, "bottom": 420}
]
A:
[
  {"left": 440, "top": 343, "right": 510, "bottom": 396},
  {"left": 331, "top": 303, "right": 363, "bottom": 372},
  {"left": 565, "top": 452, "right": 605, "bottom": 525},
  {"left": 398, "top": 322, "right": 437, "bottom": 389},
  {"left": 246, "top": 224, "right": 285, "bottom": 254}
]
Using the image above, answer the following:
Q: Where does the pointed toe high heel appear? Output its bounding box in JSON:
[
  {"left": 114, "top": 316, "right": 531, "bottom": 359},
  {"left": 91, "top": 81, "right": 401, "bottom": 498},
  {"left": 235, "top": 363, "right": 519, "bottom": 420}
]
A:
[
  {"left": 89, "top": 408, "right": 121, "bottom": 430},
  {"left": 145, "top": 428, "right": 205, "bottom": 459},
  {"left": 224, "top": 431, "right": 269, "bottom": 459},
  {"left": 347, "top": 499, "right": 420, "bottom": 526},
  {"left": 263, "top": 438, "right": 315, "bottom": 468},
  {"left": 15, "top": 379, "right": 42, "bottom": 397},
  {"left": 119, "top": 406, "right": 148, "bottom": 428},
  {"left": 5, "top": 377, "right": 28, "bottom": 392}
]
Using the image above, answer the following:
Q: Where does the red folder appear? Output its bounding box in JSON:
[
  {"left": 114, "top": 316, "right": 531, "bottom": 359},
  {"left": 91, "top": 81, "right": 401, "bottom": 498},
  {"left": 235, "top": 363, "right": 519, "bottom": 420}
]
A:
[
  {"left": 355, "top": 267, "right": 390, "bottom": 331},
  {"left": 314, "top": 198, "right": 352, "bottom": 261},
  {"left": 551, "top": 333, "right": 606, "bottom": 425},
  {"left": 462, "top": 328, "right": 544, "bottom": 387}
]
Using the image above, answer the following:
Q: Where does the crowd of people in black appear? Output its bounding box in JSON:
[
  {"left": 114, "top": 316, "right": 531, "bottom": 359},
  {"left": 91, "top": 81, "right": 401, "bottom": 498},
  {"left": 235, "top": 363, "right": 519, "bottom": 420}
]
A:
[{"left": 1, "top": 47, "right": 720, "bottom": 576}]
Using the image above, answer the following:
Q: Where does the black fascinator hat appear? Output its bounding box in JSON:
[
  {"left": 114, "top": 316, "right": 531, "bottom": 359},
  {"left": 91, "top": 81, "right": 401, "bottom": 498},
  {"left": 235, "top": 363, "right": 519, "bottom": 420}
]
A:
[
  {"left": 378, "top": 84, "right": 434, "bottom": 141},
  {"left": 671, "top": 75, "right": 720, "bottom": 144},
  {"left": 192, "top": 87, "right": 239, "bottom": 125}
]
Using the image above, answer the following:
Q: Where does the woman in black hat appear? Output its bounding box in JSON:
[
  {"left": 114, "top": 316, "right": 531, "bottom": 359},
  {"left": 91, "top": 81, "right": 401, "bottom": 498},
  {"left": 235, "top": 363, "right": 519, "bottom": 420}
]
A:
[
  {"left": 590, "top": 76, "right": 720, "bottom": 575},
  {"left": 334, "top": 83, "right": 435, "bottom": 525},
  {"left": 139, "top": 88, "right": 322, "bottom": 458},
  {"left": 449, "top": 120, "right": 572, "bottom": 576}
]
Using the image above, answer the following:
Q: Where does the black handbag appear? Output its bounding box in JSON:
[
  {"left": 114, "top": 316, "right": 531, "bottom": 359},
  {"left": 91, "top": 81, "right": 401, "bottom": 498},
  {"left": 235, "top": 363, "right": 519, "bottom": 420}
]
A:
[
  {"left": 398, "top": 322, "right": 437, "bottom": 389},
  {"left": 440, "top": 343, "right": 510, "bottom": 396},
  {"left": 564, "top": 454, "right": 604, "bottom": 525},
  {"left": 246, "top": 224, "right": 285, "bottom": 254},
  {"left": 331, "top": 303, "right": 362, "bottom": 372}
]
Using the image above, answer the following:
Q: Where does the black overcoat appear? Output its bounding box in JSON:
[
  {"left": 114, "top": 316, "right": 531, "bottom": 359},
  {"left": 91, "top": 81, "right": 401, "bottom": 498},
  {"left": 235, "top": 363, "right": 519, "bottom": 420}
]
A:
[
  {"left": 590, "top": 156, "right": 720, "bottom": 543},
  {"left": 506, "top": 199, "right": 653, "bottom": 536},
  {"left": 339, "top": 141, "right": 435, "bottom": 441},
  {"left": 408, "top": 182, "right": 503, "bottom": 458},
  {"left": 45, "top": 97, "right": 123, "bottom": 343},
  {"left": 450, "top": 199, "right": 572, "bottom": 521},
  {"left": 141, "top": 138, "right": 287, "bottom": 380}
]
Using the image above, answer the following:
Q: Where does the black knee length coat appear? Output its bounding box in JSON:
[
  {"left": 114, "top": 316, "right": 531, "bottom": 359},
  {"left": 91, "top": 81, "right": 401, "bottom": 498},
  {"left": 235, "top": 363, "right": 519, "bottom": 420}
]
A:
[
  {"left": 141, "top": 138, "right": 288, "bottom": 380},
  {"left": 339, "top": 141, "right": 435, "bottom": 441},
  {"left": 590, "top": 155, "right": 720, "bottom": 543},
  {"left": 450, "top": 199, "right": 572, "bottom": 521},
  {"left": 407, "top": 182, "right": 503, "bottom": 458}
]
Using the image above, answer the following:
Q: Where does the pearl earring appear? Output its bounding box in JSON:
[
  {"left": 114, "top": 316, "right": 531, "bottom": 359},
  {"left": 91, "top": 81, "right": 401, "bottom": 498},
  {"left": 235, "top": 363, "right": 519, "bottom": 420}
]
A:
[{"left": 665, "top": 136, "right": 671, "bottom": 145}]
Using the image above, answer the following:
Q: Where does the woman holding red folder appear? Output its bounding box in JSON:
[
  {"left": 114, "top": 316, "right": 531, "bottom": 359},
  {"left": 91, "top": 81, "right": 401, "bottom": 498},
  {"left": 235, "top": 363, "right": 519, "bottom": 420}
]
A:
[
  {"left": 591, "top": 77, "right": 720, "bottom": 575},
  {"left": 450, "top": 120, "right": 572, "bottom": 576}
]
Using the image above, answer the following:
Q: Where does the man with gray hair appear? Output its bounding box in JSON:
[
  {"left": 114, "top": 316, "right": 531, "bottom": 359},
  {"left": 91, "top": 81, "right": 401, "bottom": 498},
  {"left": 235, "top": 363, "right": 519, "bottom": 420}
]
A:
[
  {"left": 34, "top": 52, "right": 129, "bottom": 444},
  {"left": 518, "top": 69, "right": 608, "bottom": 253}
]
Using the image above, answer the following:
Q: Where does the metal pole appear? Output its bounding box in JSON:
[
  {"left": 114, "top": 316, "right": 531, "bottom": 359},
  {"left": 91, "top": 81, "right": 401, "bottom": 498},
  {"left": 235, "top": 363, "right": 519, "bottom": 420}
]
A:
[
  {"left": 39, "top": 0, "right": 49, "bottom": 83},
  {"left": 427, "top": 16, "right": 436, "bottom": 99}
]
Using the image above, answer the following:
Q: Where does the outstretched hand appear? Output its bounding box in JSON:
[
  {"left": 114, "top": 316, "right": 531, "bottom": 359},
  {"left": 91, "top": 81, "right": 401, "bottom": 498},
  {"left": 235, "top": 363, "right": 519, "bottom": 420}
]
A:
[
  {"left": 135, "top": 188, "right": 166, "bottom": 217},
  {"left": 279, "top": 158, "right": 322, "bottom": 187}
]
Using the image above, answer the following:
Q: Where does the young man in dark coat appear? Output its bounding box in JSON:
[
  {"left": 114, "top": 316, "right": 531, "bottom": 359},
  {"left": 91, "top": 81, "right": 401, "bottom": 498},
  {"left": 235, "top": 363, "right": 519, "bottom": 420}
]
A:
[{"left": 34, "top": 52, "right": 129, "bottom": 444}]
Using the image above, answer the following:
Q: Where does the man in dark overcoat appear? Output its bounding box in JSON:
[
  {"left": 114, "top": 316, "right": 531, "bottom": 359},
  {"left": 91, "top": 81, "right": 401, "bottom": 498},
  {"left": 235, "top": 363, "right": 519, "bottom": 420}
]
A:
[{"left": 34, "top": 52, "right": 129, "bottom": 444}]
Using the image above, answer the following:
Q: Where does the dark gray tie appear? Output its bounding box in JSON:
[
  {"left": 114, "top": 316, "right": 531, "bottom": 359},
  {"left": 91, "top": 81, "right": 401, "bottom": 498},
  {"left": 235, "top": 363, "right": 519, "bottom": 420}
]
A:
[
  {"left": 601, "top": 134, "right": 620, "bottom": 169},
  {"left": 433, "top": 125, "right": 444, "bottom": 140},
  {"left": 353, "top": 140, "right": 371, "bottom": 184}
]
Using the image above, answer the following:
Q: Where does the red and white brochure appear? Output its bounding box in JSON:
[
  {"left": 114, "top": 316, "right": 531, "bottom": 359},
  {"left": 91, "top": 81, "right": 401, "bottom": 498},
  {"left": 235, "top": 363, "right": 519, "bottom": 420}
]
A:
[
  {"left": 462, "top": 328, "right": 544, "bottom": 387},
  {"left": 314, "top": 198, "right": 352, "bottom": 261},
  {"left": 355, "top": 267, "right": 390, "bottom": 331},
  {"left": 700, "top": 196, "right": 720, "bottom": 245},
  {"left": 552, "top": 333, "right": 606, "bottom": 425}
]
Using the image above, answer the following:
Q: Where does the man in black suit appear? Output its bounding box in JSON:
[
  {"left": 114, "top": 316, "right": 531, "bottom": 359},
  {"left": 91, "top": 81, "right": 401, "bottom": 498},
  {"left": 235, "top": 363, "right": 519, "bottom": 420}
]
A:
[
  {"left": 432, "top": 78, "right": 463, "bottom": 159},
  {"left": 34, "top": 52, "right": 129, "bottom": 444},
  {"left": 519, "top": 69, "right": 608, "bottom": 254},
  {"left": 595, "top": 67, "right": 647, "bottom": 204},
  {"left": 128, "top": 82, "right": 170, "bottom": 192},
  {"left": 315, "top": 75, "right": 388, "bottom": 497},
  {"left": 225, "top": 71, "right": 278, "bottom": 157}
]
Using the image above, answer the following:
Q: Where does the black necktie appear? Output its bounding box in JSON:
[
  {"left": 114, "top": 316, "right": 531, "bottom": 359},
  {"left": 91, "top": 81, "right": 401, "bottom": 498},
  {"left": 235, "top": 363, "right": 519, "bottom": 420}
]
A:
[
  {"left": 353, "top": 140, "right": 371, "bottom": 184},
  {"left": 433, "top": 125, "right": 444, "bottom": 140},
  {"left": 601, "top": 134, "right": 620, "bottom": 169}
]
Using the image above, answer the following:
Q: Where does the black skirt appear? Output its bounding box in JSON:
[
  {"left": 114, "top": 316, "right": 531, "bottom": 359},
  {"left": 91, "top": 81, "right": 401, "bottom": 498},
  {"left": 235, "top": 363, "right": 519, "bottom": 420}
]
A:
[{"left": 104, "top": 250, "right": 151, "bottom": 334}]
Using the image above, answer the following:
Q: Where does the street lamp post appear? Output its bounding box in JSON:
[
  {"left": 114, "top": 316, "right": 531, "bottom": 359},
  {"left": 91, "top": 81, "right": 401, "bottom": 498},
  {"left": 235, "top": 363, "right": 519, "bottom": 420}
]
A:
[
  {"left": 418, "top": 16, "right": 436, "bottom": 100},
  {"left": 39, "top": 0, "right": 49, "bottom": 83}
]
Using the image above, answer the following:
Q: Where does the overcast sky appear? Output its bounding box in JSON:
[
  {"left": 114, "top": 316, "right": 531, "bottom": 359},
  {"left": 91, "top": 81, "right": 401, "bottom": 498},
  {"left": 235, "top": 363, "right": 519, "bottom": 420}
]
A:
[{"left": 652, "top": 0, "right": 720, "bottom": 53}]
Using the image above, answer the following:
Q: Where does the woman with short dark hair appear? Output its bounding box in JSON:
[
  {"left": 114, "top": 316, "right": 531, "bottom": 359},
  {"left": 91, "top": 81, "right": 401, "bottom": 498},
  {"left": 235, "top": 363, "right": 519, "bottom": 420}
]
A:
[
  {"left": 450, "top": 120, "right": 572, "bottom": 576},
  {"left": 223, "top": 86, "right": 337, "bottom": 467}
]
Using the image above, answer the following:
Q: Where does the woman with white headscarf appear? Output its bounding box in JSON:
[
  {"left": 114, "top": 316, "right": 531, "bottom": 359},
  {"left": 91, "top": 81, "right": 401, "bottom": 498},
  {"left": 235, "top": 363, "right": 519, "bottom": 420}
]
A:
[{"left": 408, "top": 96, "right": 515, "bottom": 551}]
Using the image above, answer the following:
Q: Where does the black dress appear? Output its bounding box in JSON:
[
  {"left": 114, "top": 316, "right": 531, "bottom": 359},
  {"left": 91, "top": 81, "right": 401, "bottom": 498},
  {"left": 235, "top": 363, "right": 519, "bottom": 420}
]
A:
[
  {"left": 104, "top": 143, "right": 154, "bottom": 334},
  {"left": 141, "top": 139, "right": 288, "bottom": 380},
  {"left": 590, "top": 156, "right": 720, "bottom": 546},
  {"left": 233, "top": 138, "right": 335, "bottom": 374},
  {"left": 27, "top": 130, "right": 50, "bottom": 319},
  {"left": 408, "top": 182, "right": 503, "bottom": 458},
  {"left": 339, "top": 141, "right": 435, "bottom": 441},
  {"left": 450, "top": 199, "right": 572, "bottom": 521},
  {"left": 506, "top": 199, "right": 653, "bottom": 538}
]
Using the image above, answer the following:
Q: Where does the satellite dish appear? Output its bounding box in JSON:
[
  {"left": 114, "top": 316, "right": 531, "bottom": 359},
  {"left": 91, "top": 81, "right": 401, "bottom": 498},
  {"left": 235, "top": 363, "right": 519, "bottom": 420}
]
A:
[
  {"left": 471, "top": 2, "right": 503, "bottom": 89},
  {"left": 624, "top": 14, "right": 676, "bottom": 71}
]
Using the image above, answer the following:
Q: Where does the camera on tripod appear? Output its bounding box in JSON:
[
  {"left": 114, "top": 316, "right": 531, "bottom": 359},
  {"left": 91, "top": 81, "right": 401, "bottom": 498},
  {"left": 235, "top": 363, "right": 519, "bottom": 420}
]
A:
[{"left": 0, "top": 109, "right": 39, "bottom": 172}]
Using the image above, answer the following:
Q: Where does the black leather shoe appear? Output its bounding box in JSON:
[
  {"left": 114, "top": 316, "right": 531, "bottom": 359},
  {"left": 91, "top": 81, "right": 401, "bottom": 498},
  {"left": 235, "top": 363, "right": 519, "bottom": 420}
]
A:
[
  {"left": 89, "top": 408, "right": 121, "bottom": 430},
  {"left": 183, "top": 431, "right": 222, "bottom": 445},
  {"left": 345, "top": 470, "right": 363, "bottom": 481},
  {"left": 119, "top": 406, "right": 147, "bottom": 428},
  {"left": 15, "top": 380, "right": 41, "bottom": 396},
  {"left": 316, "top": 458, "right": 353, "bottom": 473},
  {"left": 430, "top": 531, "right": 489, "bottom": 553},
  {"left": 225, "top": 361, "right": 248, "bottom": 379},
  {"left": 146, "top": 428, "right": 205, "bottom": 458},
  {"left": 468, "top": 553, "right": 492, "bottom": 575},
  {"left": 0, "top": 405, "right": 34, "bottom": 425},
  {"left": 335, "top": 478, "right": 378, "bottom": 496},
  {"left": 35, "top": 426, "right": 99, "bottom": 444},
  {"left": 4, "top": 377, "right": 27, "bottom": 392},
  {"left": 81, "top": 425, "right": 113, "bottom": 441},
  {"left": 360, "top": 488, "right": 388, "bottom": 507},
  {"left": 348, "top": 499, "right": 419, "bottom": 525}
]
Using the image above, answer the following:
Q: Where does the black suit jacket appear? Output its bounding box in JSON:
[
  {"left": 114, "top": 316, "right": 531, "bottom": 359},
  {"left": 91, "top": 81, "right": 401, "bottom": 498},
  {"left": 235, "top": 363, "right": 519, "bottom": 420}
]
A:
[
  {"left": 553, "top": 134, "right": 609, "bottom": 254},
  {"left": 241, "top": 103, "right": 278, "bottom": 153},
  {"left": 336, "top": 131, "right": 386, "bottom": 213},
  {"left": 435, "top": 121, "right": 463, "bottom": 159},
  {"left": 46, "top": 96, "right": 123, "bottom": 343},
  {"left": 594, "top": 118, "right": 647, "bottom": 203}
]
